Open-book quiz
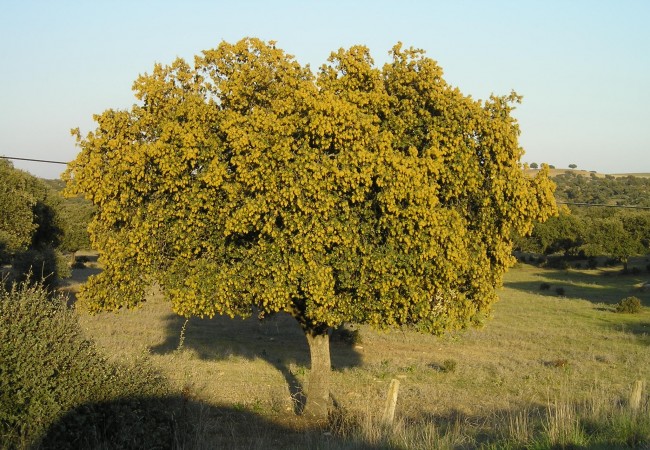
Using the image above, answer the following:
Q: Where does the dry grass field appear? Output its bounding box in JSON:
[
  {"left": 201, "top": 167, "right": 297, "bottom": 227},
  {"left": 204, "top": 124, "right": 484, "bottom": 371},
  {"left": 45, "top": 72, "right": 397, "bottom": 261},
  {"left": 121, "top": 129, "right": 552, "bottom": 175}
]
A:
[{"left": 61, "top": 255, "right": 650, "bottom": 448}]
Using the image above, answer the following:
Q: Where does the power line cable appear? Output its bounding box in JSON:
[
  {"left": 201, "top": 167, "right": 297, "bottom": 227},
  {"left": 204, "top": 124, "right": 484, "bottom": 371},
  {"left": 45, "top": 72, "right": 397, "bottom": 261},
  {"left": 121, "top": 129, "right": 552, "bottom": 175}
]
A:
[{"left": 1, "top": 155, "right": 68, "bottom": 165}]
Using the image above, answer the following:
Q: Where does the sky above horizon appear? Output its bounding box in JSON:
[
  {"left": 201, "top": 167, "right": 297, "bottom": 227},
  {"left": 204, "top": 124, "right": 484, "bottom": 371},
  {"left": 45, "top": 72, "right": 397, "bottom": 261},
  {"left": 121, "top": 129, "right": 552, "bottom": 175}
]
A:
[{"left": 1, "top": 0, "right": 648, "bottom": 179}]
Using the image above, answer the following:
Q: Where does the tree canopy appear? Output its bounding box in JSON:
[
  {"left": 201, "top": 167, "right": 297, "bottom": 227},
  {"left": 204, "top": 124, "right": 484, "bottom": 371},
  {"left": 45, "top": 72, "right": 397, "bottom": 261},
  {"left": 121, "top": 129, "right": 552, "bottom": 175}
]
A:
[
  {"left": 519, "top": 206, "right": 649, "bottom": 270},
  {"left": 64, "top": 38, "right": 556, "bottom": 416},
  {"left": 0, "top": 159, "right": 73, "bottom": 287},
  {"left": 0, "top": 160, "right": 64, "bottom": 258},
  {"left": 0, "top": 159, "right": 40, "bottom": 260},
  {"left": 517, "top": 172, "right": 650, "bottom": 269}
]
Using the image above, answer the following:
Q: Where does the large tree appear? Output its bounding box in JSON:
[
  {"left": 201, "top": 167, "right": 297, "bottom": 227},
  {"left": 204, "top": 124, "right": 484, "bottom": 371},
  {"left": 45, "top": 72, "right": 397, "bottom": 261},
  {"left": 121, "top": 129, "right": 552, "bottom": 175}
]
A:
[
  {"left": 580, "top": 213, "right": 649, "bottom": 271},
  {"left": 519, "top": 207, "right": 585, "bottom": 256},
  {"left": 64, "top": 38, "right": 556, "bottom": 418}
]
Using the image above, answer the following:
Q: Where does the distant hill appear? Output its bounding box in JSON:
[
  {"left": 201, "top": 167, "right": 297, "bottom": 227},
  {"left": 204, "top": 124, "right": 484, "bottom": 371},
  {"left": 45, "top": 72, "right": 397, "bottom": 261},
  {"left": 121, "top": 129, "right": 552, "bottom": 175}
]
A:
[
  {"left": 42, "top": 178, "right": 66, "bottom": 191},
  {"left": 525, "top": 168, "right": 650, "bottom": 179},
  {"left": 536, "top": 170, "right": 650, "bottom": 208},
  {"left": 611, "top": 173, "right": 650, "bottom": 178}
]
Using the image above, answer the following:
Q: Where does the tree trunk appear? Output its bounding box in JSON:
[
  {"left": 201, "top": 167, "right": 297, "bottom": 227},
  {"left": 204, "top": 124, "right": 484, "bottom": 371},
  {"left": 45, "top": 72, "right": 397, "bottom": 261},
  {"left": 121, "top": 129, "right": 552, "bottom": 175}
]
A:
[{"left": 303, "top": 330, "right": 331, "bottom": 420}]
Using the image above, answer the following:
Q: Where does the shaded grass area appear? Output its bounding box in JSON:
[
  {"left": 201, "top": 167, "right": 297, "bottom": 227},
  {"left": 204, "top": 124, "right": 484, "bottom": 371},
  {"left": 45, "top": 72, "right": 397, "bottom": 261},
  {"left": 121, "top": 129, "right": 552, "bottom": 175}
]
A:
[
  {"left": 40, "top": 395, "right": 385, "bottom": 450},
  {"left": 30, "top": 391, "right": 650, "bottom": 449},
  {"left": 148, "top": 310, "right": 362, "bottom": 415},
  {"left": 504, "top": 261, "right": 650, "bottom": 307},
  {"left": 17, "top": 259, "right": 650, "bottom": 448},
  {"left": 503, "top": 262, "right": 650, "bottom": 348}
]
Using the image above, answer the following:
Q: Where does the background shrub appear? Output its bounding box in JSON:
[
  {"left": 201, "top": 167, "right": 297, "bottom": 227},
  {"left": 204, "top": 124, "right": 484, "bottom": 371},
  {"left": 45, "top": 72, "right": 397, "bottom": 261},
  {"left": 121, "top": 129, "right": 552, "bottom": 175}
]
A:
[
  {"left": 10, "top": 246, "right": 71, "bottom": 288},
  {"left": 540, "top": 282, "right": 551, "bottom": 291},
  {"left": 0, "top": 281, "right": 170, "bottom": 448},
  {"left": 615, "top": 296, "right": 642, "bottom": 314}
]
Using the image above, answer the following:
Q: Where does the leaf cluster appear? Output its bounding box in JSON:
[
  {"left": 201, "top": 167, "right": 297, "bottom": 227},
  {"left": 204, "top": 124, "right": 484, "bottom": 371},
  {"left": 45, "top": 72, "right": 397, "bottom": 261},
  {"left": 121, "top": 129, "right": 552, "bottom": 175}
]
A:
[{"left": 65, "top": 38, "right": 556, "bottom": 334}]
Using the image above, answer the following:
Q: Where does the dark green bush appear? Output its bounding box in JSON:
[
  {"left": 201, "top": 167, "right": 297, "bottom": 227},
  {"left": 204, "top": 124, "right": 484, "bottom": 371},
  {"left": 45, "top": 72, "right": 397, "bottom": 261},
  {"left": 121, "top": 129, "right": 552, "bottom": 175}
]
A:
[
  {"left": 540, "top": 282, "right": 551, "bottom": 291},
  {"left": 333, "top": 323, "right": 362, "bottom": 345},
  {"left": 615, "top": 296, "right": 642, "bottom": 314},
  {"left": 546, "top": 257, "right": 569, "bottom": 270},
  {"left": 555, "top": 287, "right": 566, "bottom": 296},
  {"left": 11, "top": 246, "right": 71, "bottom": 288},
  {"left": 0, "top": 281, "right": 170, "bottom": 448}
]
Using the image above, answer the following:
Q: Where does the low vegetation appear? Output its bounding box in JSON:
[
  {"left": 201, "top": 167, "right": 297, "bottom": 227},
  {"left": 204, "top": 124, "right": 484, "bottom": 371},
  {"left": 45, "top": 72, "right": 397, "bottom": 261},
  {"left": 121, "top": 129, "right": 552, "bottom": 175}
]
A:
[
  {"left": 515, "top": 170, "right": 650, "bottom": 287},
  {"left": 552, "top": 171, "right": 650, "bottom": 208}
]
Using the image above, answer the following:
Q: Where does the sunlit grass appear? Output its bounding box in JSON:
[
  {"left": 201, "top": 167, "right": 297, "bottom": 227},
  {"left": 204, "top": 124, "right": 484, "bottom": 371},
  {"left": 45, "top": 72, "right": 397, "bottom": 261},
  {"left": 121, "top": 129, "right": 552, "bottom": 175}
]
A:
[{"left": 67, "top": 259, "right": 650, "bottom": 448}]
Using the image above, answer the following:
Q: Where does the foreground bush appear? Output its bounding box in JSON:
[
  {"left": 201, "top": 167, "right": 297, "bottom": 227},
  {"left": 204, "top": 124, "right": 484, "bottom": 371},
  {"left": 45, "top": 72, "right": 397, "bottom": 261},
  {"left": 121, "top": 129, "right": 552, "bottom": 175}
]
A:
[{"left": 0, "top": 281, "right": 171, "bottom": 448}]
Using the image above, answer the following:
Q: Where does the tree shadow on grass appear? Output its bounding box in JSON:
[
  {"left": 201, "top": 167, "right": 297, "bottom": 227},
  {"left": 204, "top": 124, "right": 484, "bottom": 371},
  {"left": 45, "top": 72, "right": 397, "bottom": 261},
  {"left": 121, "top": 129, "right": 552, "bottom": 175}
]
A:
[
  {"left": 505, "top": 265, "right": 650, "bottom": 346},
  {"left": 504, "top": 266, "right": 650, "bottom": 306},
  {"left": 58, "top": 253, "right": 102, "bottom": 306},
  {"left": 59, "top": 260, "right": 362, "bottom": 415},
  {"left": 150, "top": 311, "right": 362, "bottom": 415},
  {"left": 39, "top": 394, "right": 384, "bottom": 450}
]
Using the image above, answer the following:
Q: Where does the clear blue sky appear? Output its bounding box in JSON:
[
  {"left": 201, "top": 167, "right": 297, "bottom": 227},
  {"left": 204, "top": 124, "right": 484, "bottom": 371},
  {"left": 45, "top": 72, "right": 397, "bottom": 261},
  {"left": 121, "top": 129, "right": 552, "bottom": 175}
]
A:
[{"left": 1, "top": 0, "right": 648, "bottom": 179}]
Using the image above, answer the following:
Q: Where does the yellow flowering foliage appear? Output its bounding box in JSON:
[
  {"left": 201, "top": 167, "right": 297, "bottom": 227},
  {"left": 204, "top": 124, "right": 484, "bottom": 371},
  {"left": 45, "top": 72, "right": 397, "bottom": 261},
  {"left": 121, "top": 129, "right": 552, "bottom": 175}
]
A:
[{"left": 64, "top": 38, "right": 556, "bottom": 334}]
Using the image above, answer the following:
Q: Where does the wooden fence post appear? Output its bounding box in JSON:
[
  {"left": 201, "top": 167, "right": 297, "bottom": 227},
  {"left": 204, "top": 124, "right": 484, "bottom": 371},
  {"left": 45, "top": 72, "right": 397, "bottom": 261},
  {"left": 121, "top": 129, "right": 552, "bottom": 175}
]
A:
[
  {"left": 629, "top": 379, "right": 646, "bottom": 412},
  {"left": 381, "top": 378, "right": 400, "bottom": 426}
]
